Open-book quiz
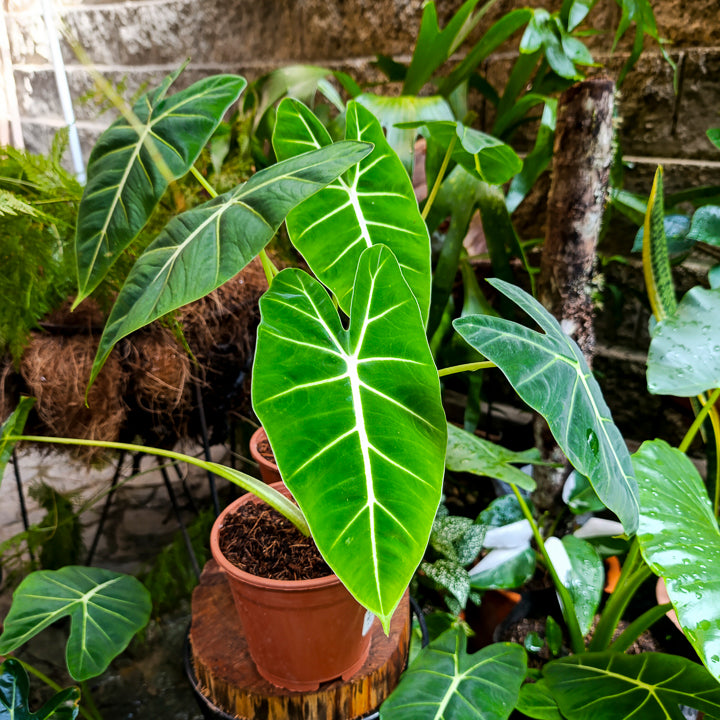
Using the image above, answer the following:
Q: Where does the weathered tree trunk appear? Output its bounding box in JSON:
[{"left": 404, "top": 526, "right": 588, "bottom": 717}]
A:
[{"left": 532, "top": 77, "right": 616, "bottom": 517}]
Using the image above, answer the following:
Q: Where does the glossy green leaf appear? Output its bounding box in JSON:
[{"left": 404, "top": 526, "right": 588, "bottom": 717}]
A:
[
  {"left": 561, "top": 535, "right": 603, "bottom": 635},
  {"left": 470, "top": 546, "right": 535, "bottom": 590},
  {"left": 688, "top": 205, "right": 720, "bottom": 246},
  {"left": 355, "top": 93, "right": 454, "bottom": 174},
  {"left": 647, "top": 286, "right": 720, "bottom": 396},
  {"left": 632, "top": 213, "right": 693, "bottom": 256},
  {"left": 634, "top": 439, "right": 720, "bottom": 683},
  {"left": 545, "top": 652, "right": 720, "bottom": 719},
  {"left": 0, "top": 659, "right": 79, "bottom": 720},
  {"left": 273, "top": 99, "right": 431, "bottom": 323},
  {"left": 709, "top": 128, "right": 720, "bottom": 151},
  {"left": 89, "top": 140, "right": 371, "bottom": 388},
  {"left": 562, "top": 0, "right": 596, "bottom": 30},
  {"left": 520, "top": 10, "right": 583, "bottom": 79},
  {"left": 380, "top": 630, "right": 527, "bottom": 720},
  {"left": 252, "top": 245, "right": 446, "bottom": 631},
  {"left": 516, "top": 678, "right": 562, "bottom": 720},
  {"left": 0, "top": 567, "right": 151, "bottom": 682},
  {"left": 478, "top": 495, "right": 527, "bottom": 527},
  {"left": 409, "top": 121, "right": 523, "bottom": 186},
  {"left": 454, "top": 279, "right": 639, "bottom": 534},
  {"left": 74, "top": 72, "right": 247, "bottom": 303},
  {"left": 563, "top": 471, "right": 605, "bottom": 514},
  {"left": 445, "top": 423, "right": 538, "bottom": 490},
  {"left": 0, "top": 396, "right": 34, "bottom": 486}
]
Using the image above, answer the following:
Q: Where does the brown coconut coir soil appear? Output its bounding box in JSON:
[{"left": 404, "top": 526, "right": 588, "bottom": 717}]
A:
[{"left": 218, "top": 500, "right": 331, "bottom": 581}]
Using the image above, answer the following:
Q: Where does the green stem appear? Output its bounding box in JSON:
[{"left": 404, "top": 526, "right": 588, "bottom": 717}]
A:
[
  {"left": 79, "top": 681, "right": 104, "bottom": 720},
  {"left": 510, "top": 484, "right": 585, "bottom": 654},
  {"left": 680, "top": 387, "right": 720, "bottom": 453},
  {"left": 608, "top": 603, "right": 672, "bottom": 653},
  {"left": 7, "top": 435, "right": 310, "bottom": 536},
  {"left": 15, "top": 659, "right": 98, "bottom": 720},
  {"left": 437, "top": 360, "right": 495, "bottom": 377},
  {"left": 589, "top": 541, "right": 652, "bottom": 651},
  {"left": 259, "top": 249, "right": 279, "bottom": 287},
  {"left": 190, "top": 166, "right": 218, "bottom": 198},
  {"left": 421, "top": 135, "right": 457, "bottom": 221}
]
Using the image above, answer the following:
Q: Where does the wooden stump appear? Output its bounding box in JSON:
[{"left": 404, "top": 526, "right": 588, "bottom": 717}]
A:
[{"left": 190, "top": 560, "right": 410, "bottom": 720}]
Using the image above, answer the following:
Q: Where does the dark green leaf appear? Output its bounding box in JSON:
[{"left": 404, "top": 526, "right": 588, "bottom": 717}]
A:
[
  {"left": 563, "top": 471, "right": 605, "bottom": 514},
  {"left": 380, "top": 629, "right": 527, "bottom": 720},
  {"left": 89, "top": 140, "right": 371, "bottom": 388},
  {"left": 545, "top": 616, "right": 563, "bottom": 656},
  {"left": 647, "top": 286, "right": 720, "bottom": 396},
  {"left": 561, "top": 535, "right": 603, "bottom": 635},
  {"left": 470, "top": 546, "right": 535, "bottom": 590},
  {"left": 0, "top": 397, "right": 34, "bottom": 486},
  {"left": 517, "top": 678, "right": 563, "bottom": 719},
  {"left": 688, "top": 205, "right": 720, "bottom": 246},
  {"left": 454, "top": 279, "right": 639, "bottom": 534},
  {"left": 252, "top": 246, "right": 446, "bottom": 631},
  {"left": 478, "top": 495, "right": 527, "bottom": 528},
  {"left": 632, "top": 213, "right": 693, "bottom": 257},
  {"left": 75, "top": 72, "right": 247, "bottom": 303},
  {"left": 634, "top": 440, "right": 720, "bottom": 684},
  {"left": 545, "top": 651, "right": 720, "bottom": 719},
  {"left": 0, "top": 567, "right": 151, "bottom": 682}
]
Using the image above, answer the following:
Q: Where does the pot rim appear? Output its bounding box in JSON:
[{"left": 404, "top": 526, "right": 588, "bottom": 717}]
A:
[
  {"left": 249, "top": 425, "right": 279, "bottom": 471},
  {"left": 210, "top": 482, "right": 339, "bottom": 592}
]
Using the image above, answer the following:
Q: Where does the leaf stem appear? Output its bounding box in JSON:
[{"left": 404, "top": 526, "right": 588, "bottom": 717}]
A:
[
  {"left": 437, "top": 360, "right": 496, "bottom": 377},
  {"left": 190, "top": 166, "right": 218, "bottom": 198},
  {"left": 608, "top": 603, "right": 672, "bottom": 653},
  {"left": 79, "top": 681, "right": 104, "bottom": 720},
  {"left": 510, "top": 484, "right": 585, "bottom": 654},
  {"left": 680, "top": 387, "right": 720, "bottom": 454},
  {"left": 422, "top": 134, "right": 457, "bottom": 220},
  {"left": 6, "top": 436, "right": 310, "bottom": 535},
  {"left": 259, "top": 249, "right": 279, "bottom": 286}
]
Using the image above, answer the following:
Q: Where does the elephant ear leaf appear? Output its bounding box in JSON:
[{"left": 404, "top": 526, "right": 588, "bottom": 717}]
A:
[
  {"left": 0, "top": 658, "right": 80, "bottom": 720},
  {"left": 453, "top": 278, "right": 639, "bottom": 535},
  {"left": 273, "top": 99, "right": 432, "bottom": 325},
  {"left": 0, "top": 567, "right": 151, "bottom": 682},
  {"left": 74, "top": 71, "right": 247, "bottom": 305}
]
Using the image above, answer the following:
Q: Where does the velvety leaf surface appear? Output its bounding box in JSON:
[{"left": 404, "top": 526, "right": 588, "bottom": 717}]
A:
[
  {"left": 0, "top": 659, "right": 79, "bottom": 720},
  {"left": 75, "top": 72, "right": 247, "bottom": 302},
  {"left": 380, "top": 629, "right": 526, "bottom": 720},
  {"left": 545, "top": 652, "right": 720, "bottom": 719},
  {"left": 0, "top": 396, "right": 34, "bottom": 486},
  {"left": 252, "top": 246, "right": 446, "bottom": 630},
  {"left": 273, "top": 99, "right": 431, "bottom": 323},
  {"left": 0, "top": 567, "right": 151, "bottom": 682},
  {"left": 453, "top": 279, "right": 639, "bottom": 534},
  {"left": 445, "top": 422, "right": 538, "bottom": 490},
  {"left": 647, "top": 286, "right": 720, "bottom": 396},
  {"left": 634, "top": 439, "right": 720, "bottom": 683},
  {"left": 89, "top": 141, "right": 371, "bottom": 387}
]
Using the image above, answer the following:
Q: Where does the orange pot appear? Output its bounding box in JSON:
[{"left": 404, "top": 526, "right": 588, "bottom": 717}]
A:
[
  {"left": 209, "top": 482, "right": 373, "bottom": 691},
  {"left": 249, "top": 426, "right": 283, "bottom": 485}
]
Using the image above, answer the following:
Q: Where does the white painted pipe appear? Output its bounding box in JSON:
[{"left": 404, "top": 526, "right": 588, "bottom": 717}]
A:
[{"left": 40, "top": 0, "right": 85, "bottom": 183}]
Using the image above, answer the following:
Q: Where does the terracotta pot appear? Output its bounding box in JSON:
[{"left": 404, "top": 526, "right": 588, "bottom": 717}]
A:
[
  {"left": 249, "top": 426, "right": 283, "bottom": 485},
  {"left": 209, "top": 482, "right": 373, "bottom": 692}
]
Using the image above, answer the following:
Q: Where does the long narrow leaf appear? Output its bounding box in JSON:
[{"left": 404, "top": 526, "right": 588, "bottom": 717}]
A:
[{"left": 0, "top": 396, "right": 35, "bottom": 487}]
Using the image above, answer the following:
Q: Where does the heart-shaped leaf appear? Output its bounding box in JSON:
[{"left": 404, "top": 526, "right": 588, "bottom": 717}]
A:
[
  {"left": 545, "top": 652, "right": 720, "bottom": 719},
  {"left": 252, "top": 245, "right": 446, "bottom": 630},
  {"left": 0, "top": 567, "right": 151, "bottom": 682},
  {"left": 453, "top": 279, "right": 639, "bottom": 534},
  {"left": 380, "top": 629, "right": 527, "bottom": 720},
  {"left": 88, "top": 140, "right": 371, "bottom": 388},
  {"left": 516, "top": 678, "right": 562, "bottom": 720},
  {"left": 0, "top": 659, "right": 79, "bottom": 720},
  {"left": 74, "top": 71, "right": 247, "bottom": 303},
  {"left": 445, "top": 422, "right": 539, "bottom": 490},
  {"left": 272, "top": 99, "right": 432, "bottom": 324},
  {"left": 0, "top": 396, "right": 34, "bottom": 486},
  {"left": 688, "top": 205, "right": 720, "bottom": 246},
  {"left": 634, "top": 439, "right": 720, "bottom": 683},
  {"left": 647, "top": 286, "right": 720, "bottom": 396}
]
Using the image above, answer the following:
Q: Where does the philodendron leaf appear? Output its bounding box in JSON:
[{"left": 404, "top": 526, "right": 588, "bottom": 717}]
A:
[
  {"left": 516, "top": 678, "right": 562, "bottom": 720},
  {"left": 0, "top": 396, "right": 35, "bottom": 486},
  {"left": 89, "top": 140, "right": 372, "bottom": 388},
  {"left": 380, "top": 629, "right": 526, "bottom": 720},
  {"left": 454, "top": 278, "right": 639, "bottom": 534},
  {"left": 545, "top": 652, "right": 720, "bottom": 719},
  {"left": 0, "top": 659, "right": 80, "bottom": 720},
  {"left": 0, "top": 567, "right": 151, "bottom": 682},
  {"left": 634, "top": 439, "right": 720, "bottom": 683},
  {"left": 687, "top": 205, "right": 720, "bottom": 246},
  {"left": 273, "top": 99, "right": 432, "bottom": 324},
  {"left": 647, "top": 286, "right": 720, "bottom": 396},
  {"left": 74, "top": 72, "right": 247, "bottom": 304},
  {"left": 445, "top": 422, "right": 539, "bottom": 490},
  {"left": 252, "top": 245, "right": 446, "bottom": 631},
  {"left": 470, "top": 546, "right": 535, "bottom": 590}
]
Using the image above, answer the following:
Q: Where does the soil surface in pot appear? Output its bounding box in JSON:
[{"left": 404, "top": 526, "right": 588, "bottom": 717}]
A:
[
  {"left": 218, "top": 501, "right": 331, "bottom": 581},
  {"left": 255, "top": 436, "right": 276, "bottom": 465}
]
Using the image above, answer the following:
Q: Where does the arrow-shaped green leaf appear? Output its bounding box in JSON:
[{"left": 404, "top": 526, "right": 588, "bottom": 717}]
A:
[
  {"left": 74, "top": 72, "right": 247, "bottom": 303},
  {"left": 453, "top": 279, "right": 639, "bottom": 534},
  {"left": 88, "top": 140, "right": 372, "bottom": 388},
  {"left": 273, "top": 99, "right": 432, "bottom": 324},
  {"left": 0, "top": 567, "right": 151, "bottom": 682},
  {"left": 252, "top": 245, "right": 446, "bottom": 630}
]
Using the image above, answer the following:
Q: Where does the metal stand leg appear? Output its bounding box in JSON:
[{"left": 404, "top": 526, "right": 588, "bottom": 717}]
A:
[
  {"left": 11, "top": 448, "right": 34, "bottom": 563},
  {"left": 194, "top": 380, "right": 220, "bottom": 517}
]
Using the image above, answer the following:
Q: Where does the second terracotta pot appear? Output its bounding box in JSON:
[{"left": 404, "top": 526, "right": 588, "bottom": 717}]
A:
[
  {"left": 249, "top": 426, "right": 282, "bottom": 485},
  {"left": 210, "top": 482, "right": 373, "bottom": 691}
]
